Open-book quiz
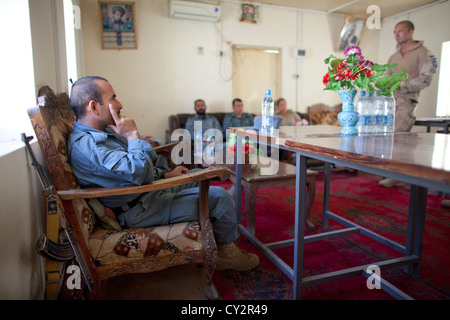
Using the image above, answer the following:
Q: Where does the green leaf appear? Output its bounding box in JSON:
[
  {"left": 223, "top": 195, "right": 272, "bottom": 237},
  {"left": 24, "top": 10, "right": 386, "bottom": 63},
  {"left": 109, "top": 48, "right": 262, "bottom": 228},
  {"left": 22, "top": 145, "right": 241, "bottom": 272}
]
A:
[{"left": 324, "top": 55, "right": 337, "bottom": 64}]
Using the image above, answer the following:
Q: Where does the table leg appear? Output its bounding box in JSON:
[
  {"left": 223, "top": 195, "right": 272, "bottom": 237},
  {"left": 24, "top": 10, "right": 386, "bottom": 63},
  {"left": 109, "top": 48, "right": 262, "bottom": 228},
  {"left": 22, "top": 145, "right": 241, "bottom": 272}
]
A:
[
  {"left": 293, "top": 153, "right": 307, "bottom": 299},
  {"left": 322, "top": 162, "right": 331, "bottom": 228},
  {"left": 306, "top": 175, "right": 316, "bottom": 231},
  {"left": 235, "top": 137, "right": 243, "bottom": 227},
  {"left": 243, "top": 181, "right": 257, "bottom": 235},
  {"left": 405, "top": 185, "right": 427, "bottom": 279}
]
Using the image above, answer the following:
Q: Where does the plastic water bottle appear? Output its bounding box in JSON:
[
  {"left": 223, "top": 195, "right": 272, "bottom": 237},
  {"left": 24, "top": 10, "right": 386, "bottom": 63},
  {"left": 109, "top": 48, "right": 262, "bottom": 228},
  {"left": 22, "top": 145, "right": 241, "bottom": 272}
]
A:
[
  {"left": 385, "top": 95, "right": 396, "bottom": 133},
  {"left": 261, "top": 90, "right": 274, "bottom": 133},
  {"left": 356, "top": 91, "right": 368, "bottom": 134},
  {"left": 374, "top": 91, "right": 387, "bottom": 134},
  {"left": 366, "top": 92, "right": 377, "bottom": 134}
]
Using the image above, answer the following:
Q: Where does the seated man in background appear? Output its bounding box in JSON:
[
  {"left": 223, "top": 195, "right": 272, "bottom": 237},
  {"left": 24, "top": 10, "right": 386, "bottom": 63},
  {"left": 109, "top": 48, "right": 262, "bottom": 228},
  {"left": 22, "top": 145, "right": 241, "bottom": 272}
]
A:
[
  {"left": 185, "top": 99, "right": 222, "bottom": 139},
  {"left": 222, "top": 98, "right": 254, "bottom": 135},
  {"left": 68, "top": 76, "right": 258, "bottom": 271}
]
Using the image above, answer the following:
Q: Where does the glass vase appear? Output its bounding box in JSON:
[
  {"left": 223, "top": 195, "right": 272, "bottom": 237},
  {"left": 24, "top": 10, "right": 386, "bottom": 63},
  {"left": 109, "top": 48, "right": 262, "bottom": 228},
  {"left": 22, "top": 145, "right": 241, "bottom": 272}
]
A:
[{"left": 337, "top": 89, "right": 359, "bottom": 135}]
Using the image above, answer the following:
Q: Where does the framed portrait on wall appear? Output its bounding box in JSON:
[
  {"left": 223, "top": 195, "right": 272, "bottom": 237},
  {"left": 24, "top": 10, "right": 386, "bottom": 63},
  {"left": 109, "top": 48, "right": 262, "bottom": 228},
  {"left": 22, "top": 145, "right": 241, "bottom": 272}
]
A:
[
  {"left": 240, "top": 3, "right": 257, "bottom": 23},
  {"left": 336, "top": 17, "right": 365, "bottom": 51},
  {"left": 99, "top": 1, "right": 137, "bottom": 49}
]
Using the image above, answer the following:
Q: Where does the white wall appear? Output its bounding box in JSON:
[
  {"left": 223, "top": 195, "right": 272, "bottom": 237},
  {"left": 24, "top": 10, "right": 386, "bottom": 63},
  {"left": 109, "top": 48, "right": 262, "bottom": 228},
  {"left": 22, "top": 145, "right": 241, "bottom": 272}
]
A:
[
  {"left": 0, "top": 143, "right": 46, "bottom": 299},
  {"left": 80, "top": 0, "right": 383, "bottom": 141},
  {"left": 379, "top": 1, "right": 450, "bottom": 118}
]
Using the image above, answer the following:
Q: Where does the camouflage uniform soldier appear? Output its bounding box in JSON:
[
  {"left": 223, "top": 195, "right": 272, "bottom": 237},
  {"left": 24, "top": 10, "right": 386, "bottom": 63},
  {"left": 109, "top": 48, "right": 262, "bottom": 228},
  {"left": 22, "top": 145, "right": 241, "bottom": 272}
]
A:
[
  {"left": 388, "top": 20, "right": 437, "bottom": 133},
  {"left": 380, "top": 20, "right": 437, "bottom": 188}
]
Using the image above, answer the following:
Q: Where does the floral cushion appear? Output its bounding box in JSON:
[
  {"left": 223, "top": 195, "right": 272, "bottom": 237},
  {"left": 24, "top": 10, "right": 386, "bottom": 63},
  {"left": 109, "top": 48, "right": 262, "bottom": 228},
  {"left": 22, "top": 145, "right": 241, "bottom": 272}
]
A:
[
  {"left": 310, "top": 110, "right": 340, "bottom": 126},
  {"left": 89, "top": 221, "right": 202, "bottom": 266}
]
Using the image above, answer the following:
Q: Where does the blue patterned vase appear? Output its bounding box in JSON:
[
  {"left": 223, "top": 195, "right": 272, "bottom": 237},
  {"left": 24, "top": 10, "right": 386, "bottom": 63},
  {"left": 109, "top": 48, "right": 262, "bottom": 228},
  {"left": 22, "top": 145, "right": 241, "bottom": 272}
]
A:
[{"left": 337, "top": 89, "right": 359, "bottom": 135}]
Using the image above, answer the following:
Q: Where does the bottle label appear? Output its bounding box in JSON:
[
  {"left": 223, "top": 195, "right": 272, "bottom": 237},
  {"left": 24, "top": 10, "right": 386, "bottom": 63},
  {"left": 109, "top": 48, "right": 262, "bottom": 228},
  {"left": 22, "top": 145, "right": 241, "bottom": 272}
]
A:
[
  {"left": 367, "top": 115, "right": 377, "bottom": 126},
  {"left": 262, "top": 115, "right": 273, "bottom": 128},
  {"left": 357, "top": 115, "right": 368, "bottom": 126},
  {"left": 386, "top": 114, "right": 394, "bottom": 126},
  {"left": 376, "top": 115, "right": 387, "bottom": 125}
]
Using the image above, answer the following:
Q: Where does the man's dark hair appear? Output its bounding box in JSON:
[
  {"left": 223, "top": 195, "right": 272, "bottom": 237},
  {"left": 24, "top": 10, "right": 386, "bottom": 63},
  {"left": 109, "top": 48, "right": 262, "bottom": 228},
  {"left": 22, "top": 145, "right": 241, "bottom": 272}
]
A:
[
  {"left": 397, "top": 20, "right": 415, "bottom": 31},
  {"left": 70, "top": 76, "right": 108, "bottom": 119},
  {"left": 232, "top": 98, "right": 242, "bottom": 107},
  {"left": 194, "top": 99, "right": 204, "bottom": 107}
]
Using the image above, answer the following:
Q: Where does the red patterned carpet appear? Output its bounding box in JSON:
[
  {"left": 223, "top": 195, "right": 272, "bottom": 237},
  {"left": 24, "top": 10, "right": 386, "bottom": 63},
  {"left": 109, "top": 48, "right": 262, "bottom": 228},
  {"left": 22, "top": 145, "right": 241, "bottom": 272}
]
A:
[{"left": 212, "top": 170, "right": 450, "bottom": 300}]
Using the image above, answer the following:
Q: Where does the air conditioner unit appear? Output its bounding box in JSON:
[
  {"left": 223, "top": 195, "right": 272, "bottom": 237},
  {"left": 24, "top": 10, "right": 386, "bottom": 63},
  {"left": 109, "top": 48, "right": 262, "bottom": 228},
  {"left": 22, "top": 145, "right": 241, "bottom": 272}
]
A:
[{"left": 169, "top": 0, "right": 221, "bottom": 23}]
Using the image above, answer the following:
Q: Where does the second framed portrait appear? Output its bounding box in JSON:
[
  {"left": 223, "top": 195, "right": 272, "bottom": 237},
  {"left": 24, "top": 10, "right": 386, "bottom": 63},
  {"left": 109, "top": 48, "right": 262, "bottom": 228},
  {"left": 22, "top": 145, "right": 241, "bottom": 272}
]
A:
[
  {"left": 336, "top": 17, "right": 365, "bottom": 51},
  {"left": 99, "top": 1, "right": 137, "bottom": 49}
]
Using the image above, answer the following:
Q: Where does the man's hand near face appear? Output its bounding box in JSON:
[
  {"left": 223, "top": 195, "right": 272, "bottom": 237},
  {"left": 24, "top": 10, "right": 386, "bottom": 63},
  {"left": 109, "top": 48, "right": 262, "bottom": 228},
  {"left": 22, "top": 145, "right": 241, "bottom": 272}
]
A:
[{"left": 106, "top": 104, "right": 140, "bottom": 141}]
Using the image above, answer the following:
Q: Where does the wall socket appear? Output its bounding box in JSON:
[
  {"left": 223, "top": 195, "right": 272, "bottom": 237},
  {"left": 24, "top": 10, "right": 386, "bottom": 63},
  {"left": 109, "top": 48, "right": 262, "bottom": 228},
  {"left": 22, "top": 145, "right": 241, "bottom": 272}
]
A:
[{"left": 293, "top": 48, "right": 306, "bottom": 58}]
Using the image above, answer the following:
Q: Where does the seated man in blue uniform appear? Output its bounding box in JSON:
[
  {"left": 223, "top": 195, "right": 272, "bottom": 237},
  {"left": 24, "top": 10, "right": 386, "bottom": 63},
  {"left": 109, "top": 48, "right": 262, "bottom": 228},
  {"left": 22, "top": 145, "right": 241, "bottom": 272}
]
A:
[
  {"left": 68, "top": 76, "right": 258, "bottom": 271},
  {"left": 222, "top": 98, "right": 254, "bottom": 135},
  {"left": 185, "top": 99, "right": 223, "bottom": 138}
]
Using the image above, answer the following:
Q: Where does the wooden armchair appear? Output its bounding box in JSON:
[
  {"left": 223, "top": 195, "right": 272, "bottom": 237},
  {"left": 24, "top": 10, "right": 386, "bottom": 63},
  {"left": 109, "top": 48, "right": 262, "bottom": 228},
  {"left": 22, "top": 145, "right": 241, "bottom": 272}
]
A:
[
  {"left": 28, "top": 86, "right": 230, "bottom": 300},
  {"left": 307, "top": 103, "right": 342, "bottom": 126}
]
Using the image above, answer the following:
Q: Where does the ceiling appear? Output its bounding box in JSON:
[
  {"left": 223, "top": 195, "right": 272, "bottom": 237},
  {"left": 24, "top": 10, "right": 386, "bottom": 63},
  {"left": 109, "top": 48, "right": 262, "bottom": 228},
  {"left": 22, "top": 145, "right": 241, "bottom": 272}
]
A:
[{"left": 210, "top": 0, "right": 444, "bottom": 19}]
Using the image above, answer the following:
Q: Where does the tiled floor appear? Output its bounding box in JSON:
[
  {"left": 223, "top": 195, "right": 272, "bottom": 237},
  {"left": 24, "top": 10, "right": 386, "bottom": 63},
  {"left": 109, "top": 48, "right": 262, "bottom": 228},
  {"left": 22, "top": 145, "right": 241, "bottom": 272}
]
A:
[{"left": 99, "top": 263, "right": 219, "bottom": 300}]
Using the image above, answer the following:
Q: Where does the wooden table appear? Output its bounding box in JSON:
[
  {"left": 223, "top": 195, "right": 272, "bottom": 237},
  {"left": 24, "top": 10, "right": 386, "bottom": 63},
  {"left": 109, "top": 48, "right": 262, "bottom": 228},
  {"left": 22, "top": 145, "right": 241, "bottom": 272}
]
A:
[
  {"left": 229, "top": 125, "right": 450, "bottom": 300},
  {"left": 227, "top": 158, "right": 318, "bottom": 234}
]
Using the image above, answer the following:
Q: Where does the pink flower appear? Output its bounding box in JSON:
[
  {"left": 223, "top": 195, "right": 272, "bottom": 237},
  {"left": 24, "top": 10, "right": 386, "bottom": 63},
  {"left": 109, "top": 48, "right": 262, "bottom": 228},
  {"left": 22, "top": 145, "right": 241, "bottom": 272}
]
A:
[{"left": 344, "top": 46, "right": 362, "bottom": 57}]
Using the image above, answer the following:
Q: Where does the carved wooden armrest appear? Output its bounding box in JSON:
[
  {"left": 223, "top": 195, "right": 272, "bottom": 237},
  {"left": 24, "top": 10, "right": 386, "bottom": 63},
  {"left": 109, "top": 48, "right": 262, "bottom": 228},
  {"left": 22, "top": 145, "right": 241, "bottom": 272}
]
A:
[
  {"left": 57, "top": 166, "right": 230, "bottom": 200},
  {"left": 153, "top": 142, "right": 179, "bottom": 154}
]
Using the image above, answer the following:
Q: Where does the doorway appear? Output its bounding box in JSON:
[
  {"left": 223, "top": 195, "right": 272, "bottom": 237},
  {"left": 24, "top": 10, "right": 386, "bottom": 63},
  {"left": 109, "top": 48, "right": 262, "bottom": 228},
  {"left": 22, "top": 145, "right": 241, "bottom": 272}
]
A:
[{"left": 232, "top": 46, "right": 281, "bottom": 115}]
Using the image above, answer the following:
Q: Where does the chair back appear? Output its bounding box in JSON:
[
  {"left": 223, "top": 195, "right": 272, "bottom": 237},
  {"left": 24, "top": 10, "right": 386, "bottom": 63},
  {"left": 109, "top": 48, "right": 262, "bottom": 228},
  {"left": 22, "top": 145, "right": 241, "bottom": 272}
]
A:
[
  {"left": 28, "top": 87, "right": 98, "bottom": 294},
  {"left": 307, "top": 103, "right": 342, "bottom": 125}
]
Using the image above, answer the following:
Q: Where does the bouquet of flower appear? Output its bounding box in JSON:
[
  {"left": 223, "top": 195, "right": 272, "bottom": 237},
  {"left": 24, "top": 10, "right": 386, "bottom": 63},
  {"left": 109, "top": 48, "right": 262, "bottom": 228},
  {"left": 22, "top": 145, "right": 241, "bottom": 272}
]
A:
[{"left": 323, "top": 46, "right": 407, "bottom": 97}]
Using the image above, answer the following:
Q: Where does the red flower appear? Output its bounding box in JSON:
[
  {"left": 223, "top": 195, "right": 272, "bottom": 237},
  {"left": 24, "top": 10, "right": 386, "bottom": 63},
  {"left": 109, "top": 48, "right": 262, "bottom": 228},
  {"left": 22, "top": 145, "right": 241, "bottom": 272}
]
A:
[
  {"left": 337, "top": 68, "right": 353, "bottom": 80},
  {"left": 323, "top": 73, "right": 330, "bottom": 86}
]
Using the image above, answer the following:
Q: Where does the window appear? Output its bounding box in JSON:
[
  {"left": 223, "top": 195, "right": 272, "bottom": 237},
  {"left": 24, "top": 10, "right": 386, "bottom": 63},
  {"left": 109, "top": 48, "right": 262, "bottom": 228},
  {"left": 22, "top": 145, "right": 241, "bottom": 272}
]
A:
[
  {"left": 64, "top": 0, "right": 79, "bottom": 89},
  {"left": 0, "top": 0, "right": 36, "bottom": 151},
  {"left": 0, "top": 0, "right": 80, "bottom": 156},
  {"left": 436, "top": 41, "right": 450, "bottom": 117}
]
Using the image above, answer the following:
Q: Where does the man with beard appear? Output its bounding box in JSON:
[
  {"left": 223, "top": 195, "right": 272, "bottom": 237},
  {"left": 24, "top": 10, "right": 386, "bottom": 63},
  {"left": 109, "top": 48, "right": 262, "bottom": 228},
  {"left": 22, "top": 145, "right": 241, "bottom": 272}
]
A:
[{"left": 185, "top": 99, "right": 222, "bottom": 139}]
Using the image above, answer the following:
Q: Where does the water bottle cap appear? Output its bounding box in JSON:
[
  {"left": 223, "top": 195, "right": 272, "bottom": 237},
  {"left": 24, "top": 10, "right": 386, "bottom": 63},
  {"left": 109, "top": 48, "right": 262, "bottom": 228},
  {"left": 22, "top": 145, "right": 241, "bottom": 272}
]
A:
[{"left": 265, "top": 90, "right": 271, "bottom": 96}]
